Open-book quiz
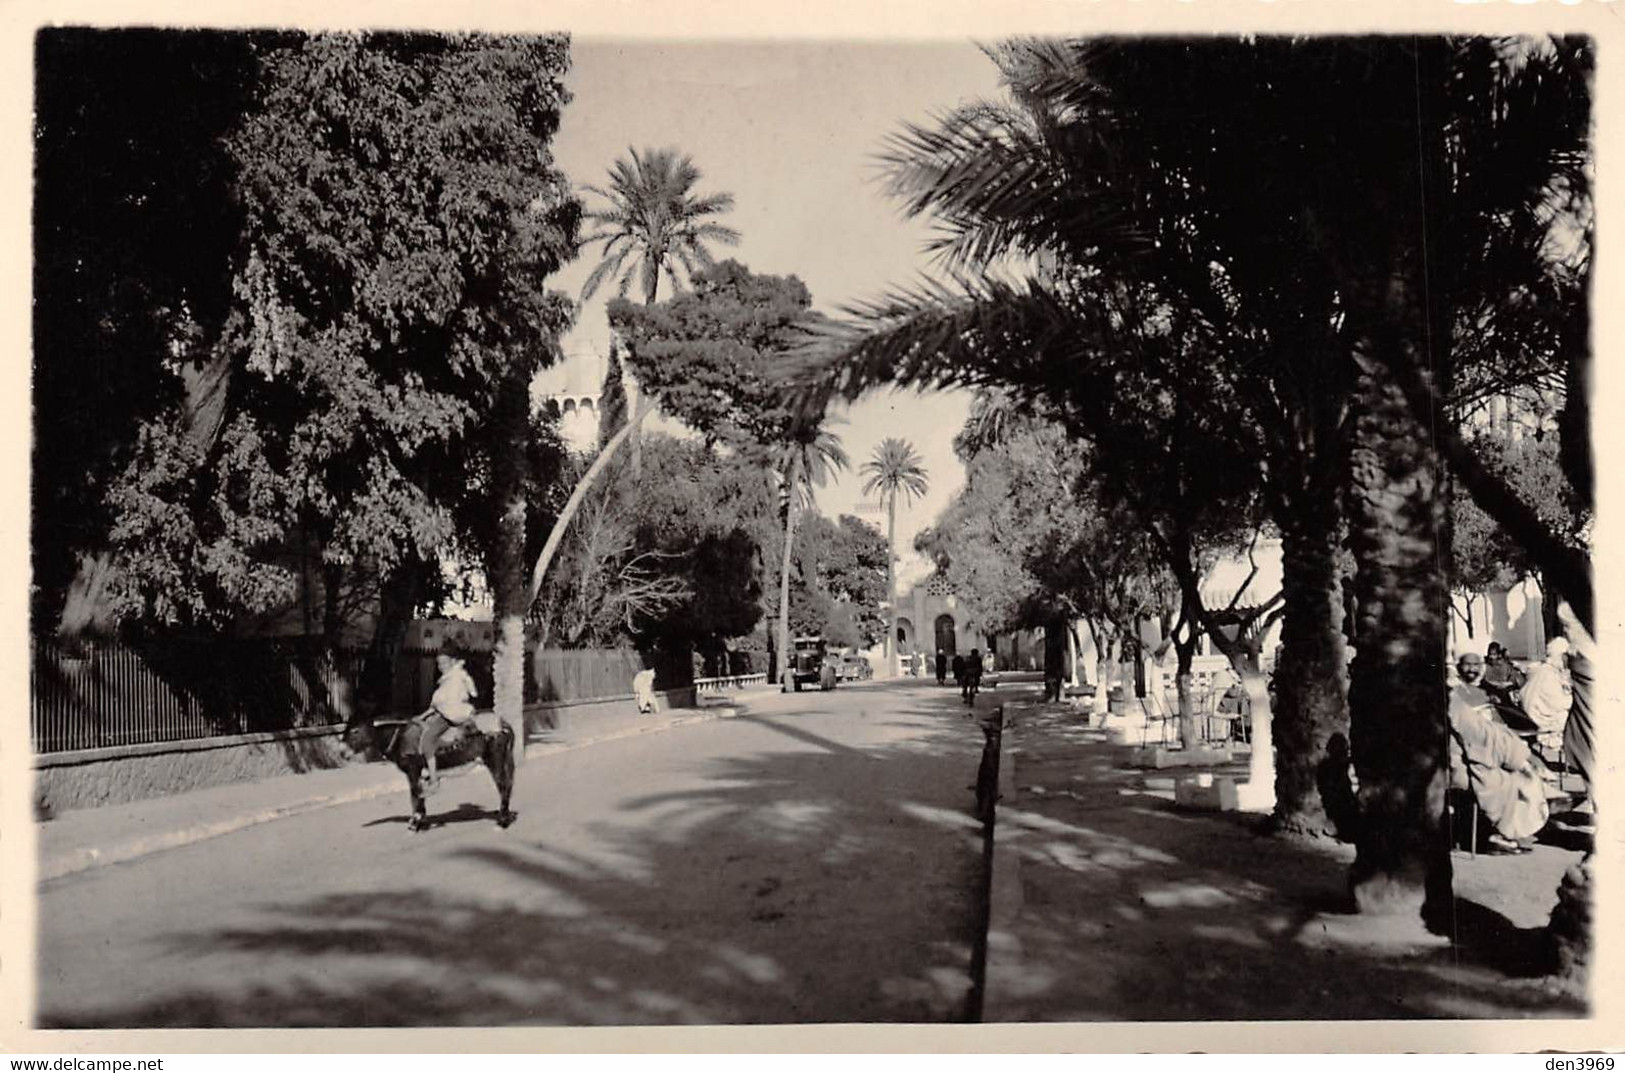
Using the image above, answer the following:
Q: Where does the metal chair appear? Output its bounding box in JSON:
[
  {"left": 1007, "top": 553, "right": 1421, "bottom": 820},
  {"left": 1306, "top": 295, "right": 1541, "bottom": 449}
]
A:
[{"left": 1139, "top": 690, "right": 1178, "bottom": 748}]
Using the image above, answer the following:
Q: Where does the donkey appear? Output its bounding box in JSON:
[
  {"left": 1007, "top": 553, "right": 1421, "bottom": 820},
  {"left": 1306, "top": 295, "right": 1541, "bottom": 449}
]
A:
[{"left": 348, "top": 714, "right": 517, "bottom": 832}]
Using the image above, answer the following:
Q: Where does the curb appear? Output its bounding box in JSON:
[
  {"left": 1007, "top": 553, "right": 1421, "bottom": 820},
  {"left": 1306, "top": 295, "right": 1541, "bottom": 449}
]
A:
[
  {"left": 979, "top": 702, "right": 1024, "bottom": 1022},
  {"left": 38, "top": 776, "right": 401, "bottom": 883},
  {"left": 39, "top": 702, "right": 742, "bottom": 884}
]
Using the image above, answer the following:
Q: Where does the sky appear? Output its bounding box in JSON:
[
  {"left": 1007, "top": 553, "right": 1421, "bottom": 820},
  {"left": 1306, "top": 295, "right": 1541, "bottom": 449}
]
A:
[{"left": 541, "top": 39, "right": 1006, "bottom": 592}]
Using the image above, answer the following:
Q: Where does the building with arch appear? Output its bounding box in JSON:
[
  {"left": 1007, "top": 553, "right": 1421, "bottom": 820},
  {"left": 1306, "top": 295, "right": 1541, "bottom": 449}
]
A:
[
  {"left": 535, "top": 347, "right": 610, "bottom": 451},
  {"left": 533, "top": 343, "right": 676, "bottom": 453},
  {"left": 891, "top": 572, "right": 989, "bottom": 672}
]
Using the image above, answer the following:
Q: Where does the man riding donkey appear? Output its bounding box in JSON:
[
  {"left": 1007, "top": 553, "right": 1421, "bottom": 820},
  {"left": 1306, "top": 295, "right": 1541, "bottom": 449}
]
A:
[
  {"left": 345, "top": 639, "right": 517, "bottom": 831},
  {"left": 418, "top": 643, "right": 480, "bottom": 794}
]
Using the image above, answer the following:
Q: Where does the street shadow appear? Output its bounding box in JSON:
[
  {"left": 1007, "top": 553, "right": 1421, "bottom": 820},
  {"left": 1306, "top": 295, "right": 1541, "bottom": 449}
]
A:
[
  {"left": 362, "top": 801, "right": 515, "bottom": 830},
  {"left": 40, "top": 707, "right": 990, "bottom": 1029},
  {"left": 40, "top": 693, "right": 1584, "bottom": 1028},
  {"left": 979, "top": 707, "right": 1585, "bottom": 1021}
]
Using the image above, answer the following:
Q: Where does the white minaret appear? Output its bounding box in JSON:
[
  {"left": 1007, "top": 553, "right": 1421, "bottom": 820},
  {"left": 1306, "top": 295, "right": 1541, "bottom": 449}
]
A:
[{"left": 534, "top": 348, "right": 607, "bottom": 451}]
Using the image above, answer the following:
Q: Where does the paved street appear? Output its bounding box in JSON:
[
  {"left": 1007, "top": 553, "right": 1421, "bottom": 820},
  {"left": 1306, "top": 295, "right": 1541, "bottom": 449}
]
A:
[{"left": 37, "top": 682, "right": 993, "bottom": 1028}]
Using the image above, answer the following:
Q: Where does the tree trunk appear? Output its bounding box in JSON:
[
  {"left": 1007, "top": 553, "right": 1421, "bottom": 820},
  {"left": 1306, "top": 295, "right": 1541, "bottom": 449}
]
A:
[
  {"left": 359, "top": 562, "right": 423, "bottom": 723},
  {"left": 1175, "top": 632, "right": 1199, "bottom": 749},
  {"left": 1547, "top": 854, "right": 1594, "bottom": 994},
  {"left": 1346, "top": 339, "right": 1453, "bottom": 925},
  {"left": 885, "top": 492, "right": 898, "bottom": 678},
  {"left": 490, "top": 363, "right": 529, "bottom": 760},
  {"left": 1270, "top": 481, "right": 1351, "bottom": 837},
  {"left": 321, "top": 561, "right": 344, "bottom": 646},
  {"left": 527, "top": 395, "right": 654, "bottom": 610},
  {"left": 777, "top": 454, "right": 802, "bottom": 690}
]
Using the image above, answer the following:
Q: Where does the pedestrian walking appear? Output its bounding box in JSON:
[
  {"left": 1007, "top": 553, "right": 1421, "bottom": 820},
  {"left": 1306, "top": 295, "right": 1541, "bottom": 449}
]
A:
[
  {"left": 963, "top": 647, "right": 984, "bottom": 705},
  {"left": 936, "top": 650, "right": 947, "bottom": 686},
  {"left": 952, "top": 653, "right": 965, "bottom": 693}
]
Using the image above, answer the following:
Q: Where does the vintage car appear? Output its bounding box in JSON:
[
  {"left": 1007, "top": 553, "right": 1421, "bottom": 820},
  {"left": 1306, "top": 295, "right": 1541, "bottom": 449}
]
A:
[{"left": 789, "top": 636, "right": 838, "bottom": 692}]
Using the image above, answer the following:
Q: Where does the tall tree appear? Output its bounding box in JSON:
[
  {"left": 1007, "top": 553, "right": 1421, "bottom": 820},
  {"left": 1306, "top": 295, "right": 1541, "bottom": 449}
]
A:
[
  {"left": 608, "top": 260, "right": 850, "bottom": 682},
  {"left": 33, "top": 29, "right": 277, "bottom": 637},
  {"left": 526, "top": 148, "right": 739, "bottom": 611},
  {"left": 772, "top": 426, "right": 849, "bottom": 687},
  {"left": 579, "top": 147, "right": 741, "bottom": 307},
  {"left": 597, "top": 339, "right": 630, "bottom": 450},
  {"left": 794, "top": 37, "right": 1589, "bottom": 902},
  {"left": 102, "top": 34, "right": 582, "bottom": 741},
  {"left": 860, "top": 438, "right": 930, "bottom": 677}
]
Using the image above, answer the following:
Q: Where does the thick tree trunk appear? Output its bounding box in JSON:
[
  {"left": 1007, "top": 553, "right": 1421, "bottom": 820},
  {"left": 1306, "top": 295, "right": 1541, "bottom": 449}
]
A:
[
  {"left": 1270, "top": 482, "right": 1351, "bottom": 837},
  {"left": 359, "top": 562, "right": 423, "bottom": 723},
  {"left": 1174, "top": 634, "right": 1199, "bottom": 749},
  {"left": 1346, "top": 339, "right": 1453, "bottom": 925},
  {"left": 1088, "top": 619, "right": 1112, "bottom": 705},
  {"left": 777, "top": 454, "right": 802, "bottom": 690},
  {"left": 1547, "top": 854, "right": 1594, "bottom": 994},
  {"left": 490, "top": 365, "right": 529, "bottom": 760}
]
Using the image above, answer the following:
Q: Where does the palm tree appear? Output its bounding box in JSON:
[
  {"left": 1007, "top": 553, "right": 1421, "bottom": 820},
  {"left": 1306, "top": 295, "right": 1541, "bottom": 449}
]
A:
[
  {"left": 527, "top": 147, "right": 738, "bottom": 612},
  {"left": 796, "top": 36, "right": 1590, "bottom": 936},
  {"left": 861, "top": 438, "right": 930, "bottom": 677},
  {"left": 580, "top": 146, "right": 741, "bottom": 307},
  {"left": 774, "top": 424, "right": 848, "bottom": 689},
  {"left": 797, "top": 39, "right": 1358, "bottom": 834}
]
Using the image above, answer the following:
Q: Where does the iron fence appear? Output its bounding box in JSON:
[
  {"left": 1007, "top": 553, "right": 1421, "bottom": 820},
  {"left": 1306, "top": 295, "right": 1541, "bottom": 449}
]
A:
[
  {"left": 30, "top": 637, "right": 363, "bottom": 754},
  {"left": 31, "top": 637, "right": 671, "bottom": 755}
]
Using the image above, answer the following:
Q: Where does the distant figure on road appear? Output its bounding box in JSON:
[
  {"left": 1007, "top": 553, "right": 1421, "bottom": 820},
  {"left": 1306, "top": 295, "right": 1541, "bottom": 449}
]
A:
[
  {"left": 963, "top": 648, "right": 984, "bottom": 705},
  {"left": 633, "top": 668, "right": 657, "bottom": 714},
  {"left": 936, "top": 650, "right": 947, "bottom": 686},
  {"left": 952, "top": 653, "right": 965, "bottom": 692}
]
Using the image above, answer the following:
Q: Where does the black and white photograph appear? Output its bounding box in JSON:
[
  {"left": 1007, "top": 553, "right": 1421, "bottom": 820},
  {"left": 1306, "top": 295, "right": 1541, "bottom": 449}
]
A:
[{"left": 6, "top": 0, "right": 1622, "bottom": 1052}]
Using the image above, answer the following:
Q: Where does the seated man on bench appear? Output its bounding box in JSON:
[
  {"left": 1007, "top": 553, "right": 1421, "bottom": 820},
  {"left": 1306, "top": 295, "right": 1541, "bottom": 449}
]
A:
[{"left": 1449, "top": 652, "right": 1548, "bottom": 853}]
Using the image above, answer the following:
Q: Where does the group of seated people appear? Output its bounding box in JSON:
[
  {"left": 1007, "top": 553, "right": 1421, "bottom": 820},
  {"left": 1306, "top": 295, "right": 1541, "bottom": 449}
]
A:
[{"left": 1448, "top": 626, "right": 1592, "bottom": 854}]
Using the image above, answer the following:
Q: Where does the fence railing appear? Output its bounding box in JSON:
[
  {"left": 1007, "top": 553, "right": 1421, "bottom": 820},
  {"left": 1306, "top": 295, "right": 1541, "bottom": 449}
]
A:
[
  {"left": 30, "top": 638, "right": 362, "bottom": 754},
  {"left": 694, "top": 671, "right": 768, "bottom": 694},
  {"left": 31, "top": 637, "right": 673, "bottom": 755}
]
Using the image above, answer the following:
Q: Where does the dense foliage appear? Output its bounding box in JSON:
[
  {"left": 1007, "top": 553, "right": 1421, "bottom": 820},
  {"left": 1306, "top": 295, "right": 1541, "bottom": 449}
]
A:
[{"left": 97, "top": 32, "right": 581, "bottom": 634}]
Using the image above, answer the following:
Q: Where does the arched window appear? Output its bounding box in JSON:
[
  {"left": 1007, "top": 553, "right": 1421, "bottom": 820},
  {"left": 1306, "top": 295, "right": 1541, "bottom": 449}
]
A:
[{"left": 934, "top": 614, "right": 956, "bottom": 656}]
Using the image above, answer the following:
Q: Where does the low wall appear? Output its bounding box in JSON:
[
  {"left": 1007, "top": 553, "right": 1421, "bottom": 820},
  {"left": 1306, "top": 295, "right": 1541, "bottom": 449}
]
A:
[
  {"left": 35, "top": 684, "right": 702, "bottom": 815},
  {"left": 34, "top": 724, "right": 355, "bottom": 815},
  {"left": 525, "top": 686, "right": 697, "bottom": 742}
]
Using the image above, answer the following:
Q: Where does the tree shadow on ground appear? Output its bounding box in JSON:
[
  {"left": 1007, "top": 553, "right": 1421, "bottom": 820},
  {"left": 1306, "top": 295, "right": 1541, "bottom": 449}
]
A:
[
  {"left": 42, "top": 691, "right": 1581, "bottom": 1028},
  {"left": 40, "top": 691, "right": 990, "bottom": 1028},
  {"left": 362, "top": 800, "right": 515, "bottom": 830},
  {"left": 983, "top": 708, "right": 1585, "bottom": 1021}
]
